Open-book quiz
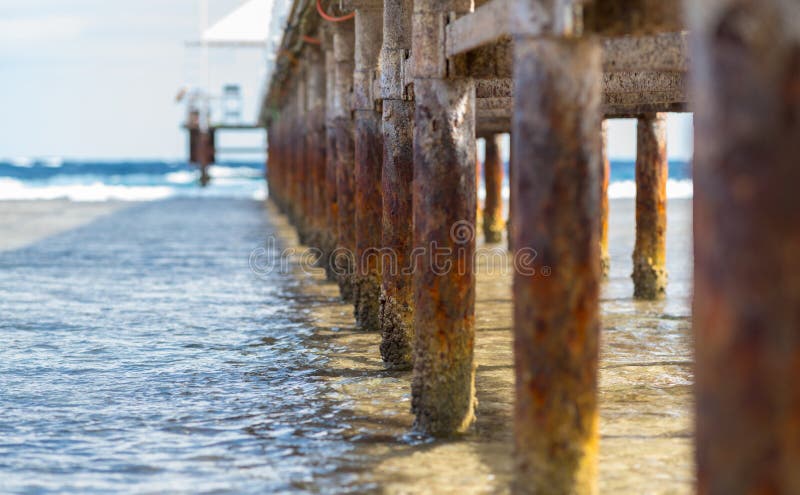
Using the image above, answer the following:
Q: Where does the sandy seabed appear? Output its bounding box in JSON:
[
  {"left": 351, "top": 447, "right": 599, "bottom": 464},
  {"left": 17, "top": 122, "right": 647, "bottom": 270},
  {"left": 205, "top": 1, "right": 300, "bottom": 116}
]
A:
[{"left": 0, "top": 200, "right": 131, "bottom": 252}]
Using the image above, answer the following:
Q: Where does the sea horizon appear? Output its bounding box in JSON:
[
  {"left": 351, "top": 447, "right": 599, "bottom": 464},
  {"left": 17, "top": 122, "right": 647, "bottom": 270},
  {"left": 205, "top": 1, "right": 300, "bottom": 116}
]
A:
[{"left": 0, "top": 158, "right": 693, "bottom": 202}]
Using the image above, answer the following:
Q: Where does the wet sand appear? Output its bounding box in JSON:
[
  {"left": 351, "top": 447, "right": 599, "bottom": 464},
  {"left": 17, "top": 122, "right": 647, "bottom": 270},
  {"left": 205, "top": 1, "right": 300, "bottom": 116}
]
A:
[
  {"left": 270, "top": 197, "right": 694, "bottom": 494},
  {"left": 0, "top": 200, "right": 131, "bottom": 252}
]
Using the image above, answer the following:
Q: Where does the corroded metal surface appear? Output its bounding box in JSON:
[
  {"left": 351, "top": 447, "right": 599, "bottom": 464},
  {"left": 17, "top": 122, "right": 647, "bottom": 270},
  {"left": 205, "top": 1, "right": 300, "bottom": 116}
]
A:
[
  {"left": 687, "top": 1, "right": 800, "bottom": 493},
  {"left": 379, "top": 0, "right": 414, "bottom": 369},
  {"left": 306, "top": 47, "right": 328, "bottom": 251},
  {"left": 511, "top": 37, "right": 602, "bottom": 495},
  {"left": 353, "top": 5, "right": 383, "bottom": 331},
  {"left": 633, "top": 113, "right": 668, "bottom": 299},
  {"left": 354, "top": 110, "right": 383, "bottom": 330},
  {"left": 380, "top": 99, "right": 414, "bottom": 368},
  {"left": 293, "top": 79, "right": 308, "bottom": 238},
  {"left": 483, "top": 134, "right": 504, "bottom": 243},
  {"left": 322, "top": 34, "right": 339, "bottom": 280},
  {"left": 410, "top": 0, "right": 477, "bottom": 437},
  {"left": 412, "top": 77, "right": 477, "bottom": 436},
  {"left": 333, "top": 23, "right": 357, "bottom": 302},
  {"left": 600, "top": 120, "right": 610, "bottom": 277}
]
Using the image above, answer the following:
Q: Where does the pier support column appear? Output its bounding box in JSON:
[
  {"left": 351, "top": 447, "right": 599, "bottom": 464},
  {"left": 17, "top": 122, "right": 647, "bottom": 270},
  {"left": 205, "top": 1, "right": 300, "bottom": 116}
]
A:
[
  {"left": 633, "top": 113, "right": 668, "bottom": 299},
  {"left": 508, "top": 135, "right": 514, "bottom": 252},
  {"left": 353, "top": 2, "right": 384, "bottom": 331},
  {"left": 411, "top": 0, "right": 477, "bottom": 436},
  {"left": 306, "top": 47, "right": 328, "bottom": 251},
  {"left": 194, "top": 128, "right": 215, "bottom": 187},
  {"left": 276, "top": 117, "right": 288, "bottom": 211},
  {"left": 483, "top": 134, "right": 505, "bottom": 244},
  {"left": 686, "top": 1, "right": 800, "bottom": 493},
  {"left": 323, "top": 31, "right": 339, "bottom": 280},
  {"left": 511, "top": 21, "right": 602, "bottom": 495},
  {"left": 333, "top": 22, "right": 357, "bottom": 301},
  {"left": 293, "top": 78, "right": 308, "bottom": 236},
  {"left": 379, "top": 0, "right": 414, "bottom": 368},
  {"left": 600, "top": 120, "right": 610, "bottom": 277}
]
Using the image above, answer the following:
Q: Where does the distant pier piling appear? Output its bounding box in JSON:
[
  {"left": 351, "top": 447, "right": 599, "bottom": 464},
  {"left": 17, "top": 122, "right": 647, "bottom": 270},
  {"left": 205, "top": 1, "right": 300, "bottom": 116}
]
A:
[
  {"left": 600, "top": 120, "right": 610, "bottom": 277},
  {"left": 188, "top": 126, "right": 215, "bottom": 187},
  {"left": 323, "top": 29, "right": 339, "bottom": 280},
  {"left": 482, "top": 134, "right": 504, "bottom": 244},
  {"left": 333, "top": 21, "right": 357, "bottom": 301},
  {"left": 294, "top": 76, "right": 307, "bottom": 234},
  {"left": 260, "top": 0, "right": 800, "bottom": 491},
  {"left": 633, "top": 112, "right": 668, "bottom": 299},
  {"left": 306, "top": 47, "right": 327, "bottom": 252},
  {"left": 353, "top": 1, "right": 384, "bottom": 332}
]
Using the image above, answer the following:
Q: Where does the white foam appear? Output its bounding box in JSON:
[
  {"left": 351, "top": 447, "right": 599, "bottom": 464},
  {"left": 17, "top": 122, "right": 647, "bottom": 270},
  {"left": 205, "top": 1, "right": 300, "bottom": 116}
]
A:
[
  {"left": 8, "top": 157, "right": 34, "bottom": 168},
  {"left": 484, "top": 180, "right": 693, "bottom": 200},
  {"left": 165, "top": 171, "right": 197, "bottom": 184},
  {"left": 0, "top": 178, "right": 173, "bottom": 202},
  {"left": 251, "top": 183, "right": 267, "bottom": 201},
  {"left": 42, "top": 157, "right": 64, "bottom": 168},
  {"left": 210, "top": 166, "right": 263, "bottom": 179}
]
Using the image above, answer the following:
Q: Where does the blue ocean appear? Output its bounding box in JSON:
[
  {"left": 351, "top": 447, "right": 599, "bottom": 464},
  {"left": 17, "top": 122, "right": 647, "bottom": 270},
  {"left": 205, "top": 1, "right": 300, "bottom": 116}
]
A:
[
  {"left": 0, "top": 159, "right": 266, "bottom": 202},
  {"left": 0, "top": 159, "right": 692, "bottom": 202}
]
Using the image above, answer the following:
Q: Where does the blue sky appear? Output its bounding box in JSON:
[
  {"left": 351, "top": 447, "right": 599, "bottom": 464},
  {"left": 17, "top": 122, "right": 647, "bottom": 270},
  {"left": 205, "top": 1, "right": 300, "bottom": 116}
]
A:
[{"left": 0, "top": 1, "right": 693, "bottom": 161}]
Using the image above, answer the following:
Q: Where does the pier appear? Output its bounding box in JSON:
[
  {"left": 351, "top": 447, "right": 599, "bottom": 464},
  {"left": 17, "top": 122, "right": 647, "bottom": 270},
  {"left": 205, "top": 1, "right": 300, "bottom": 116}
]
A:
[{"left": 260, "top": 1, "right": 800, "bottom": 493}]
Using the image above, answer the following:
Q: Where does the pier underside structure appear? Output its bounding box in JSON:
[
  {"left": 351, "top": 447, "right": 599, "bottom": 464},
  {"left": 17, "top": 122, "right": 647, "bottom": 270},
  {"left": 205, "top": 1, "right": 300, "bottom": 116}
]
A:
[{"left": 261, "top": 0, "right": 800, "bottom": 492}]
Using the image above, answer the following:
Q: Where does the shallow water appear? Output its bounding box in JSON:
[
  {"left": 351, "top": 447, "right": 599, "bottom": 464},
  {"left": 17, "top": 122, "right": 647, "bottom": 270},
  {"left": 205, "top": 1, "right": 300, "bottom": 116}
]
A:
[
  {"left": 0, "top": 197, "right": 693, "bottom": 494},
  {"left": 0, "top": 199, "right": 370, "bottom": 493}
]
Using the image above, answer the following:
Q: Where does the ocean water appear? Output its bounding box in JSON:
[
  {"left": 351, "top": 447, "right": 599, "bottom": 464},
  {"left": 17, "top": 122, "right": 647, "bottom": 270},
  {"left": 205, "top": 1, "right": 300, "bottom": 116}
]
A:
[
  {"left": 0, "top": 199, "right": 366, "bottom": 493},
  {"left": 0, "top": 159, "right": 692, "bottom": 202},
  {"left": 0, "top": 160, "right": 266, "bottom": 202}
]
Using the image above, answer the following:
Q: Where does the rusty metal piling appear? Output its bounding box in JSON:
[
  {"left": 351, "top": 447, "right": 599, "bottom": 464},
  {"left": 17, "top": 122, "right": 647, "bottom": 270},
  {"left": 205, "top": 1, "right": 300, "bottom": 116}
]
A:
[
  {"left": 353, "top": 2, "right": 384, "bottom": 331},
  {"left": 410, "top": 0, "right": 477, "bottom": 436},
  {"left": 333, "top": 21, "right": 357, "bottom": 301},
  {"left": 322, "top": 29, "right": 339, "bottom": 280},
  {"left": 379, "top": 0, "right": 415, "bottom": 368},
  {"left": 482, "top": 133, "right": 505, "bottom": 244},
  {"left": 511, "top": 4, "right": 602, "bottom": 491},
  {"left": 633, "top": 112, "right": 668, "bottom": 299},
  {"left": 306, "top": 46, "right": 328, "bottom": 252},
  {"left": 687, "top": 0, "right": 800, "bottom": 492},
  {"left": 600, "top": 120, "right": 610, "bottom": 277}
]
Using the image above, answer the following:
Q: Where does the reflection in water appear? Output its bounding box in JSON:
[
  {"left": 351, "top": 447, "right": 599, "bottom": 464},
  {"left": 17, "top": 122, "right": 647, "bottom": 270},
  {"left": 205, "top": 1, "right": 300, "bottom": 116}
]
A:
[{"left": 0, "top": 197, "right": 692, "bottom": 493}]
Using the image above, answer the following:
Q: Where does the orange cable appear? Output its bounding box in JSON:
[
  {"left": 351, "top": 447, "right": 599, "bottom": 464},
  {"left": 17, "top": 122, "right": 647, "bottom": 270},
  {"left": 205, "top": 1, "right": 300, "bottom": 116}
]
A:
[{"left": 316, "top": 0, "right": 355, "bottom": 22}]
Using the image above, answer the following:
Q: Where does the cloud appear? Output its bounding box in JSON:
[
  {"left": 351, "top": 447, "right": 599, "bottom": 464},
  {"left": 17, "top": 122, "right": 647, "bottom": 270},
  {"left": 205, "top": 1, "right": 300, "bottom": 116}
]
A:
[{"left": 0, "top": 15, "right": 89, "bottom": 44}]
